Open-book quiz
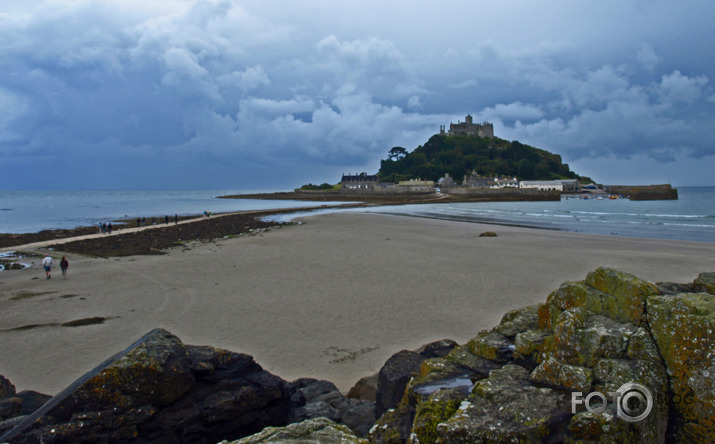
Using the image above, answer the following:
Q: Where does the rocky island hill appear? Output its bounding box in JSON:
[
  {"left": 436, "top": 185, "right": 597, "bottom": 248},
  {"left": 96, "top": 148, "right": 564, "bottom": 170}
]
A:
[
  {"left": 1, "top": 267, "right": 712, "bottom": 443},
  {"left": 225, "top": 119, "right": 678, "bottom": 202}
]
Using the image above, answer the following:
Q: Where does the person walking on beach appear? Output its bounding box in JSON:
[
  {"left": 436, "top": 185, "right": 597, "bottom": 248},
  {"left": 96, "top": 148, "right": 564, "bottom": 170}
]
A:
[
  {"left": 108, "top": 223, "right": 112, "bottom": 234},
  {"left": 165, "top": 215, "right": 169, "bottom": 225},
  {"left": 42, "top": 254, "right": 53, "bottom": 279},
  {"left": 60, "top": 256, "right": 69, "bottom": 279},
  {"left": 175, "top": 214, "right": 178, "bottom": 224}
]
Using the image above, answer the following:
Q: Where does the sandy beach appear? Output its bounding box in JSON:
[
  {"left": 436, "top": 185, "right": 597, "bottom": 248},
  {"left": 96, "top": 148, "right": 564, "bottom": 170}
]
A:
[{"left": 1, "top": 212, "right": 715, "bottom": 396}]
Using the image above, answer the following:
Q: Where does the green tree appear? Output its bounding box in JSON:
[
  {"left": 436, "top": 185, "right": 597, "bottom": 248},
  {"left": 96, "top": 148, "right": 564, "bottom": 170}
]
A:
[
  {"left": 387, "top": 146, "right": 408, "bottom": 161},
  {"left": 518, "top": 159, "right": 536, "bottom": 180}
]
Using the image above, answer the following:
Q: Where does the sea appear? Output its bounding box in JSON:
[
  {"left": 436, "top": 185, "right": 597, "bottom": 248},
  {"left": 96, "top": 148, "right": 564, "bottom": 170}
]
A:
[{"left": 1, "top": 187, "right": 714, "bottom": 243}]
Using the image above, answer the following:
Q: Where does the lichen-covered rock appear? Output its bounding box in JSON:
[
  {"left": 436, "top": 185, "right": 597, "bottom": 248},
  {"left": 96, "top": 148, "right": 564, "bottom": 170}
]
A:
[
  {"left": 584, "top": 268, "right": 658, "bottom": 325},
  {"left": 495, "top": 304, "right": 541, "bottom": 338},
  {"left": 368, "top": 405, "right": 414, "bottom": 444},
  {"left": 467, "top": 330, "right": 514, "bottom": 363},
  {"left": 693, "top": 272, "right": 715, "bottom": 294},
  {"left": 538, "top": 267, "right": 658, "bottom": 332},
  {"left": 443, "top": 344, "right": 502, "bottom": 377},
  {"left": 436, "top": 365, "right": 570, "bottom": 443},
  {"left": 0, "top": 329, "right": 296, "bottom": 444},
  {"left": 226, "top": 417, "right": 368, "bottom": 444},
  {"left": 409, "top": 388, "right": 463, "bottom": 444},
  {"left": 514, "top": 329, "right": 552, "bottom": 369},
  {"left": 647, "top": 292, "right": 715, "bottom": 442},
  {"left": 527, "top": 268, "right": 672, "bottom": 442}
]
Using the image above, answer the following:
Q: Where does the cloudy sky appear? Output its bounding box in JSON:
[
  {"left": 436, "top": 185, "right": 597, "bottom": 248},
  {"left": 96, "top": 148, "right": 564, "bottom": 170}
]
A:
[{"left": 1, "top": 0, "right": 714, "bottom": 190}]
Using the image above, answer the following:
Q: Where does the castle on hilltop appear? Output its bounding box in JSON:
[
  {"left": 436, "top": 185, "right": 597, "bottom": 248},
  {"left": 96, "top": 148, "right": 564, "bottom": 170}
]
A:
[{"left": 440, "top": 114, "right": 494, "bottom": 138}]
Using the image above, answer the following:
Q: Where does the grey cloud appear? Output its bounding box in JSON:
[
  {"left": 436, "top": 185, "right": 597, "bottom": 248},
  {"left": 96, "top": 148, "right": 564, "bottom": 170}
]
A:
[
  {"left": 1, "top": 0, "right": 715, "bottom": 188},
  {"left": 637, "top": 44, "right": 661, "bottom": 72}
]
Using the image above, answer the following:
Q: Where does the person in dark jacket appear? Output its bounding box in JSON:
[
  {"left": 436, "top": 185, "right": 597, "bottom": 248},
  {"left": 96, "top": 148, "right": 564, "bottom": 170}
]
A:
[{"left": 60, "top": 256, "right": 69, "bottom": 279}]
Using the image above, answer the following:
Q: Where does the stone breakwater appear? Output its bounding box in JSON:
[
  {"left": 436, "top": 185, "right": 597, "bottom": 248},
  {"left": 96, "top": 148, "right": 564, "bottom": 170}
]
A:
[{"left": 1, "top": 267, "right": 713, "bottom": 443}]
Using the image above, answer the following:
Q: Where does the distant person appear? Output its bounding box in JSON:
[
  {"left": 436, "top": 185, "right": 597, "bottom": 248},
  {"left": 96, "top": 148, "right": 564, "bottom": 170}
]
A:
[
  {"left": 101, "top": 223, "right": 107, "bottom": 234},
  {"left": 98, "top": 223, "right": 102, "bottom": 234},
  {"left": 165, "top": 215, "right": 169, "bottom": 225},
  {"left": 137, "top": 218, "right": 141, "bottom": 228},
  {"left": 108, "top": 223, "right": 112, "bottom": 234},
  {"left": 175, "top": 214, "right": 178, "bottom": 224},
  {"left": 42, "top": 254, "right": 53, "bottom": 279},
  {"left": 142, "top": 217, "right": 146, "bottom": 226},
  {"left": 60, "top": 256, "right": 69, "bottom": 279}
]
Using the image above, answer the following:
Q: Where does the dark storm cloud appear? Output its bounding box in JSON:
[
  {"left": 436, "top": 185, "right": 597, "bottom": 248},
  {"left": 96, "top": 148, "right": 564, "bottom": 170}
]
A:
[{"left": 1, "top": 0, "right": 714, "bottom": 188}]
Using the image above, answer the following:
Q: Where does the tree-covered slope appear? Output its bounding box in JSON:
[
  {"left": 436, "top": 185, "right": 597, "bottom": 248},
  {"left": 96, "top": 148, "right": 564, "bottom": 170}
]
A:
[{"left": 378, "top": 134, "right": 591, "bottom": 184}]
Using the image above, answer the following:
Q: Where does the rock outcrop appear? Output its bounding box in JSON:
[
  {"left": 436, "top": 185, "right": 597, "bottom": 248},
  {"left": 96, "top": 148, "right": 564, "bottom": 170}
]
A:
[
  {"left": 0, "top": 329, "right": 297, "bottom": 444},
  {"left": 365, "top": 267, "right": 715, "bottom": 443},
  {"left": 289, "top": 378, "right": 375, "bottom": 437}
]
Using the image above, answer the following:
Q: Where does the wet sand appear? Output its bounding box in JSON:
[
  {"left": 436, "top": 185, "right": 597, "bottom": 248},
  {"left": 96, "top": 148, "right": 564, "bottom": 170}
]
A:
[{"left": 1, "top": 212, "right": 714, "bottom": 395}]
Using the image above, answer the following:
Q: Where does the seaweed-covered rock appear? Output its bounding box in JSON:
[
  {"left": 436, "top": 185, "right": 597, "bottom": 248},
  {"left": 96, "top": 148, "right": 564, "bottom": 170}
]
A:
[
  {"left": 226, "top": 417, "right": 368, "bottom": 443},
  {"left": 0, "top": 329, "right": 296, "bottom": 444},
  {"left": 648, "top": 292, "right": 715, "bottom": 442}
]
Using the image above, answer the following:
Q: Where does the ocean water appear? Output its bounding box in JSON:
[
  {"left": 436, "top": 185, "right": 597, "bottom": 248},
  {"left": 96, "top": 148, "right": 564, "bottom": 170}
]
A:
[
  {"left": 1, "top": 187, "right": 714, "bottom": 243},
  {"left": 269, "top": 186, "right": 715, "bottom": 243},
  {"left": 0, "top": 189, "right": 336, "bottom": 234}
]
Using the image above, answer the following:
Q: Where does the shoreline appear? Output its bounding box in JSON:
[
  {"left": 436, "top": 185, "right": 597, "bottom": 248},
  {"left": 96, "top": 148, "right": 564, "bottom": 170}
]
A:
[{"left": 1, "top": 212, "right": 715, "bottom": 397}]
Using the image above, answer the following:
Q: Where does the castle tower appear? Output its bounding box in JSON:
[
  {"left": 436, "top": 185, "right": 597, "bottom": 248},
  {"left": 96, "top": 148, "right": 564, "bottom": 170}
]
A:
[{"left": 465, "top": 114, "right": 473, "bottom": 125}]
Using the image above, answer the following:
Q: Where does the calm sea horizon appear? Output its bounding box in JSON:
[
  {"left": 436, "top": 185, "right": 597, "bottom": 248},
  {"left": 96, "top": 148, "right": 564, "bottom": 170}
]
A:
[{"left": 1, "top": 187, "right": 714, "bottom": 243}]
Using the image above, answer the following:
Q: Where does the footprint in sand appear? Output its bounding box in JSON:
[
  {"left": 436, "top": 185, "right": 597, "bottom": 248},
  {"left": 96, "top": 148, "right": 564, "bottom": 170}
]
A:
[{"left": 322, "top": 346, "right": 379, "bottom": 364}]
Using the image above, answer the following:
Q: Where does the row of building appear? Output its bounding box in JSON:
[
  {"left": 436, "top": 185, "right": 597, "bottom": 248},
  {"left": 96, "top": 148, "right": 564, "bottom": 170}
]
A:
[{"left": 341, "top": 172, "right": 581, "bottom": 193}]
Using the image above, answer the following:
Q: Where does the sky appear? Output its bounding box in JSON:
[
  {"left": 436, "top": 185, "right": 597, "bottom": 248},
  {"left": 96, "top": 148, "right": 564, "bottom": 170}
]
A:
[{"left": 1, "top": 0, "right": 714, "bottom": 190}]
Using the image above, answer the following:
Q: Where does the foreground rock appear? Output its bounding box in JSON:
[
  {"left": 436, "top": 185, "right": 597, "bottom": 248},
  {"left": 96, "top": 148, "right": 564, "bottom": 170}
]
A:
[
  {"left": 224, "top": 417, "right": 368, "bottom": 444},
  {"left": 366, "top": 267, "right": 715, "bottom": 443},
  {"left": 0, "top": 329, "right": 296, "bottom": 443},
  {"left": 289, "top": 378, "right": 375, "bottom": 437}
]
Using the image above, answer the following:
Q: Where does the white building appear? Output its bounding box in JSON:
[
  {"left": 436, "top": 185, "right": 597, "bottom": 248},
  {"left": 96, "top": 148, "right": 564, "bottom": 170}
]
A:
[
  {"left": 519, "top": 180, "right": 564, "bottom": 191},
  {"left": 519, "top": 179, "right": 580, "bottom": 192}
]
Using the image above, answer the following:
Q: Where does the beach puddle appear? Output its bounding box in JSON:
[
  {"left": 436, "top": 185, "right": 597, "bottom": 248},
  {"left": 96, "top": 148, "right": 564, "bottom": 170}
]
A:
[
  {"left": 0, "top": 251, "right": 32, "bottom": 271},
  {"left": 413, "top": 375, "right": 476, "bottom": 396}
]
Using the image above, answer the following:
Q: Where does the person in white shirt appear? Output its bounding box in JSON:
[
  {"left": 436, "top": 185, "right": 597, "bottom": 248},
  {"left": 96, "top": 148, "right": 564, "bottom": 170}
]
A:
[{"left": 42, "top": 254, "right": 53, "bottom": 279}]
